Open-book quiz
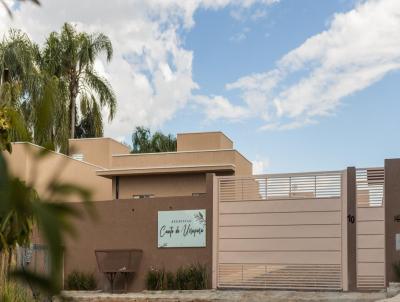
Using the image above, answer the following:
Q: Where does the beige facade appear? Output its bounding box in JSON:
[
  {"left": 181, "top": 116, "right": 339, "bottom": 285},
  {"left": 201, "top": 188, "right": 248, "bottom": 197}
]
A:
[
  {"left": 4, "top": 132, "right": 252, "bottom": 202},
  {"left": 93, "top": 132, "right": 253, "bottom": 199},
  {"left": 4, "top": 142, "right": 112, "bottom": 201},
  {"left": 6, "top": 131, "right": 399, "bottom": 292},
  {"left": 177, "top": 132, "right": 233, "bottom": 152},
  {"left": 69, "top": 137, "right": 130, "bottom": 168}
]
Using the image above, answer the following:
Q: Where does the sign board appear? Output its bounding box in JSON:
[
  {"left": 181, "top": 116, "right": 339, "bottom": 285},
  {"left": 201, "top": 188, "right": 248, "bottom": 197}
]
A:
[
  {"left": 158, "top": 209, "right": 206, "bottom": 248},
  {"left": 396, "top": 234, "right": 400, "bottom": 251}
]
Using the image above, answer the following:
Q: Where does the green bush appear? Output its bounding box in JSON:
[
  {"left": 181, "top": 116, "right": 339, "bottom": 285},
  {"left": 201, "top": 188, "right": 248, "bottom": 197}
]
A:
[
  {"left": 146, "top": 263, "right": 208, "bottom": 290},
  {"left": 146, "top": 267, "right": 166, "bottom": 290},
  {"left": 166, "top": 271, "right": 175, "bottom": 289},
  {"left": 0, "top": 281, "right": 35, "bottom": 302},
  {"left": 65, "top": 271, "right": 97, "bottom": 290},
  {"left": 175, "top": 266, "right": 190, "bottom": 290},
  {"left": 175, "top": 263, "right": 208, "bottom": 290}
]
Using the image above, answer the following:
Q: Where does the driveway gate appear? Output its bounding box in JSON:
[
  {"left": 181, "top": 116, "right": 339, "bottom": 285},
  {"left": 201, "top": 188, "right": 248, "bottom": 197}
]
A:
[{"left": 213, "top": 171, "right": 347, "bottom": 290}]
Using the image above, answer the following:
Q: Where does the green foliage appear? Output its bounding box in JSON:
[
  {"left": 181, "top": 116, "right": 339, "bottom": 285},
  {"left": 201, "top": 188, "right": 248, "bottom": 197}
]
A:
[
  {"left": 0, "top": 150, "right": 94, "bottom": 296},
  {"left": 131, "top": 126, "right": 177, "bottom": 153},
  {"left": 0, "top": 280, "right": 35, "bottom": 302},
  {"left": 166, "top": 271, "right": 175, "bottom": 290},
  {"left": 0, "top": 107, "right": 12, "bottom": 152},
  {"left": 0, "top": 23, "right": 116, "bottom": 153},
  {"left": 65, "top": 271, "right": 97, "bottom": 290},
  {"left": 41, "top": 22, "right": 116, "bottom": 140},
  {"left": 146, "top": 267, "right": 166, "bottom": 290},
  {"left": 146, "top": 264, "right": 208, "bottom": 291},
  {"left": 175, "top": 263, "right": 208, "bottom": 290}
]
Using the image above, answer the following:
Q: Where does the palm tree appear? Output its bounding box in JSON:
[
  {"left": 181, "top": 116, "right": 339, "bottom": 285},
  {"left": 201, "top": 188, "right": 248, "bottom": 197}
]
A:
[
  {"left": 0, "top": 29, "right": 36, "bottom": 144},
  {"left": 131, "top": 126, "right": 177, "bottom": 153},
  {"left": 40, "top": 23, "right": 116, "bottom": 141},
  {"left": 0, "top": 29, "right": 64, "bottom": 151}
]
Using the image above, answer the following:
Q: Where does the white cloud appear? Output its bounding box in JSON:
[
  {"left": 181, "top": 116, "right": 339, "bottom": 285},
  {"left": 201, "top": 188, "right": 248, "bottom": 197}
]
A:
[
  {"left": 226, "top": 0, "right": 400, "bottom": 130},
  {"left": 252, "top": 156, "right": 270, "bottom": 174},
  {"left": 0, "top": 0, "right": 278, "bottom": 138},
  {"left": 194, "top": 95, "right": 250, "bottom": 120}
]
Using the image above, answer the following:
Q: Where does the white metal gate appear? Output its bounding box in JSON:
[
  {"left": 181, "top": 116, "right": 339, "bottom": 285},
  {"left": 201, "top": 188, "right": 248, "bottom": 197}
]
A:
[
  {"left": 213, "top": 171, "right": 347, "bottom": 290},
  {"left": 356, "top": 168, "right": 385, "bottom": 289}
]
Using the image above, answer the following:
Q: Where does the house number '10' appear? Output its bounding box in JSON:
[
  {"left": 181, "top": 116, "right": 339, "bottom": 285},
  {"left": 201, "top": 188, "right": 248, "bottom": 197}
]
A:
[{"left": 347, "top": 214, "right": 355, "bottom": 224}]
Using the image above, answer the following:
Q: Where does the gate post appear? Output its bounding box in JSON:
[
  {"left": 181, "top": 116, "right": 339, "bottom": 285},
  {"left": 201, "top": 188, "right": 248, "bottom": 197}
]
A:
[
  {"left": 384, "top": 159, "right": 400, "bottom": 285},
  {"left": 212, "top": 174, "right": 218, "bottom": 289},
  {"left": 346, "top": 167, "right": 357, "bottom": 291}
]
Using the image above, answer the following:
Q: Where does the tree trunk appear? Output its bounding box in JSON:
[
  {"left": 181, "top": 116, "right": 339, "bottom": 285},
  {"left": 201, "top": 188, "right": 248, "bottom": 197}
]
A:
[{"left": 69, "top": 81, "right": 78, "bottom": 140}]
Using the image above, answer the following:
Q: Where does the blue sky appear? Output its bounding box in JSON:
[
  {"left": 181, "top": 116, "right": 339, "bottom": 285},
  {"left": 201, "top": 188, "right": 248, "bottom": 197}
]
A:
[
  {"left": 2, "top": 0, "right": 399, "bottom": 174},
  {"left": 162, "top": 0, "right": 400, "bottom": 173}
]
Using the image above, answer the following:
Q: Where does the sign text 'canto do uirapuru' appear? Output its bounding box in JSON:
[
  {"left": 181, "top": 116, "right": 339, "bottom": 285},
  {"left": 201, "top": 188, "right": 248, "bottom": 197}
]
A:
[{"left": 158, "top": 210, "right": 206, "bottom": 248}]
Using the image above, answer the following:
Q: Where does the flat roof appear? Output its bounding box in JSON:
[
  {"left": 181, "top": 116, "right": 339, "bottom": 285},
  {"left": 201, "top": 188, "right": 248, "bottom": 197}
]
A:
[{"left": 96, "top": 164, "right": 235, "bottom": 178}]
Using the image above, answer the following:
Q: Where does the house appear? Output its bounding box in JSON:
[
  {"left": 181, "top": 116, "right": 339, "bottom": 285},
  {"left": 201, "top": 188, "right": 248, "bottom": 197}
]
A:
[
  {"left": 4, "top": 131, "right": 252, "bottom": 291},
  {"left": 4, "top": 131, "right": 400, "bottom": 292}
]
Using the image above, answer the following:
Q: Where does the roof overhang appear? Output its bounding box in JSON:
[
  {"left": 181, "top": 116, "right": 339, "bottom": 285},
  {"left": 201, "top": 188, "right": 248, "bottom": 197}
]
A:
[{"left": 96, "top": 164, "right": 235, "bottom": 178}]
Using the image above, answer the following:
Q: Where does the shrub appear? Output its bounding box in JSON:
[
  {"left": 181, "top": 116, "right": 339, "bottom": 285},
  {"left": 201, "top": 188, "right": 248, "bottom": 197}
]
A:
[
  {"left": 0, "top": 281, "right": 35, "bottom": 302},
  {"left": 166, "top": 271, "right": 175, "bottom": 289},
  {"left": 146, "top": 267, "right": 165, "bottom": 290},
  {"left": 146, "top": 263, "right": 208, "bottom": 290},
  {"left": 175, "top": 266, "right": 190, "bottom": 290},
  {"left": 66, "top": 271, "right": 97, "bottom": 290},
  {"left": 175, "top": 263, "right": 208, "bottom": 290}
]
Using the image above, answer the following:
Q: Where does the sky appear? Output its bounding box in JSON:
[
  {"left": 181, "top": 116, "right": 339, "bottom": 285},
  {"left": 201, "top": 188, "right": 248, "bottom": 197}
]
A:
[{"left": 1, "top": 0, "right": 400, "bottom": 174}]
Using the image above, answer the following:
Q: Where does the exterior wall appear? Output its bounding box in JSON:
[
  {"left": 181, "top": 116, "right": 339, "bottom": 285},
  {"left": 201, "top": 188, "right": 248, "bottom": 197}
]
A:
[
  {"left": 4, "top": 143, "right": 112, "bottom": 202},
  {"left": 234, "top": 152, "right": 253, "bottom": 176},
  {"left": 110, "top": 150, "right": 252, "bottom": 174},
  {"left": 118, "top": 173, "right": 206, "bottom": 199},
  {"left": 177, "top": 132, "right": 233, "bottom": 152},
  {"left": 69, "top": 138, "right": 130, "bottom": 168},
  {"left": 385, "top": 159, "right": 400, "bottom": 283},
  {"left": 63, "top": 174, "right": 214, "bottom": 292}
]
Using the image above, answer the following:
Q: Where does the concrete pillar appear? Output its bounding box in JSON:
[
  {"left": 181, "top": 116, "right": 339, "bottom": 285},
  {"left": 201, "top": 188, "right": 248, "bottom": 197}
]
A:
[
  {"left": 385, "top": 159, "right": 400, "bottom": 284},
  {"left": 347, "top": 167, "right": 357, "bottom": 291}
]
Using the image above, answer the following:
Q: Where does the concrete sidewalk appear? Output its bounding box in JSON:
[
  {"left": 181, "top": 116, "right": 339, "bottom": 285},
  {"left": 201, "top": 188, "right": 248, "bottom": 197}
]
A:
[{"left": 61, "top": 289, "right": 390, "bottom": 302}]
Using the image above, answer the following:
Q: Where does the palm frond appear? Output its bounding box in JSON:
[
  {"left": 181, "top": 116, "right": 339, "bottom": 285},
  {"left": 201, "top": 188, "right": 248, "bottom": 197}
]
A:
[{"left": 84, "top": 68, "right": 116, "bottom": 121}]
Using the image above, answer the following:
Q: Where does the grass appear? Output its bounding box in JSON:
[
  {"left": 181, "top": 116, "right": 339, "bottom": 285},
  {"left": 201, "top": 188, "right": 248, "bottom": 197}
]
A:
[
  {"left": 146, "top": 263, "right": 208, "bottom": 290},
  {"left": 65, "top": 271, "right": 97, "bottom": 290},
  {"left": 0, "top": 281, "right": 36, "bottom": 302}
]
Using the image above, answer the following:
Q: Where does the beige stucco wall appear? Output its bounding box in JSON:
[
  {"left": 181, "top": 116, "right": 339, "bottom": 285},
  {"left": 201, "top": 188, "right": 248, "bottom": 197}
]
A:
[
  {"left": 118, "top": 173, "right": 206, "bottom": 199},
  {"left": 69, "top": 138, "right": 130, "bottom": 168},
  {"left": 4, "top": 143, "right": 112, "bottom": 202},
  {"left": 111, "top": 149, "right": 252, "bottom": 173},
  {"left": 177, "top": 132, "right": 233, "bottom": 152}
]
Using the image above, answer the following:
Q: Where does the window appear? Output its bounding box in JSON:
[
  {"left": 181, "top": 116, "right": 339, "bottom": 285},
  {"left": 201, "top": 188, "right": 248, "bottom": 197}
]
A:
[{"left": 132, "top": 194, "right": 154, "bottom": 199}]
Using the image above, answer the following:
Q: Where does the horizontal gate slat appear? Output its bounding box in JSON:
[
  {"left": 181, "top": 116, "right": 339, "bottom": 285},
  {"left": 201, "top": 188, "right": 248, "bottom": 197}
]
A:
[
  {"left": 219, "top": 225, "right": 341, "bottom": 239},
  {"left": 219, "top": 238, "right": 341, "bottom": 251}
]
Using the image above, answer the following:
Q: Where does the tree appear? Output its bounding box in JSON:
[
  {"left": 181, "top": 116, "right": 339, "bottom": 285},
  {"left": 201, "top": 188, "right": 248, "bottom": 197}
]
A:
[
  {"left": 75, "top": 97, "right": 103, "bottom": 138},
  {"left": 41, "top": 23, "right": 116, "bottom": 140},
  {"left": 0, "top": 148, "right": 93, "bottom": 297},
  {"left": 0, "top": 25, "right": 117, "bottom": 153},
  {"left": 131, "top": 126, "right": 177, "bottom": 153},
  {"left": 0, "top": 30, "right": 36, "bottom": 145}
]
